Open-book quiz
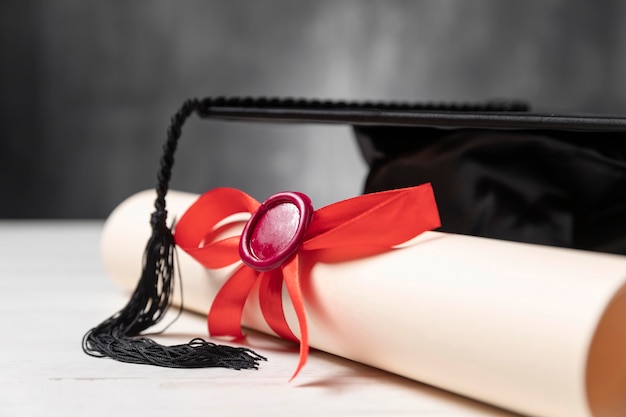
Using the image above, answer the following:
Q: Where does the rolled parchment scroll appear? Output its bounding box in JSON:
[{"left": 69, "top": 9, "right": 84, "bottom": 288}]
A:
[{"left": 101, "top": 190, "right": 626, "bottom": 417}]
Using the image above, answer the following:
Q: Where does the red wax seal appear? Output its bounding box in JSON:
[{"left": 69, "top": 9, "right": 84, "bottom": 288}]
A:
[{"left": 239, "top": 192, "right": 314, "bottom": 272}]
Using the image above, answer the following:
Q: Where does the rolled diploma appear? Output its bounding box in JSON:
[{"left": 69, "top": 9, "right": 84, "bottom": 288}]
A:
[{"left": 101, "top": 190, "right": 626, "bottom": 417}]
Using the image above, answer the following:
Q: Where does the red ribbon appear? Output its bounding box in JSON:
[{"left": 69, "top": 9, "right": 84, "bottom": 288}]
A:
[{"left": 174, "top": 183, "right": 440, "bottom": 379}]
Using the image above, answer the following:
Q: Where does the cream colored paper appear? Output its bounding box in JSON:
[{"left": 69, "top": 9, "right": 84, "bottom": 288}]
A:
[{"left": 101, "top": 190, "right": 626, "bottom": 417}]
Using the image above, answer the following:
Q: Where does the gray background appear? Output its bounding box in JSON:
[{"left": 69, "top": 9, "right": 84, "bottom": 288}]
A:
[{"left": 2, "top": 0, "right": 626, "bottom": 218}]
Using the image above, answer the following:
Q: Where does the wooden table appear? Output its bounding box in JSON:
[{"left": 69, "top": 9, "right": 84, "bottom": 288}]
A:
[{"left": 0, "top": 221, "right": 519, "bottom": 417}]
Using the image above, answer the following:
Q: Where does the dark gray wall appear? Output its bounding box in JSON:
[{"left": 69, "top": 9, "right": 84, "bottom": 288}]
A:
[{"left": 2, "top": 1, "right": 626, "bottom": 218}]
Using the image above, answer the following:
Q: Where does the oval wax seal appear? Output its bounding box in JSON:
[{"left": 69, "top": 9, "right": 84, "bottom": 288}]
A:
[{"left": 239, "top": 192, "right": 314, "bottom": 272}]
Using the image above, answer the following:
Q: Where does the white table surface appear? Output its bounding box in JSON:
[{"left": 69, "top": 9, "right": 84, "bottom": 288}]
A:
[{"left": 0, "top": 221, "right": 521, "bottom": 417}]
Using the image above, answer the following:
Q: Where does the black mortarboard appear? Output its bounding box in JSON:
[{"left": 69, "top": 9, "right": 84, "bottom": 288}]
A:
[{"left": 83, "top": 97, "right": 626, "bottom": 370}]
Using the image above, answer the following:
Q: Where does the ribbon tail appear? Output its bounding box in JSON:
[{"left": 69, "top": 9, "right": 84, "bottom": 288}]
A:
[
  {"left": 259, "top": 270, "right": 299, "bottom": 343},
  {"left": 282, "top": 255, "right": 309, "bottom": 381},
  {"left": 208, "top": 265, "right": 259, "bottom": 339}
]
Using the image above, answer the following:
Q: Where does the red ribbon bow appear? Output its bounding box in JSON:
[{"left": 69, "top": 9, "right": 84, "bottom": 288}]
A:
[{"left": 174, "top": 183, "right": 440, "bottom": 379}]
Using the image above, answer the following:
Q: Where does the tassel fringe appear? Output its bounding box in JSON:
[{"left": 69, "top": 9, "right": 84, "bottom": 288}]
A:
[{"left": 82, "top": 99, "right": 266, "bottom": 370}]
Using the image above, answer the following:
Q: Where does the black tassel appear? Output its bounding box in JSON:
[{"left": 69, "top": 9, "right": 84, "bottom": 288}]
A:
[{"left": 82, "top": 98, "right": 266, "bottom": 370}]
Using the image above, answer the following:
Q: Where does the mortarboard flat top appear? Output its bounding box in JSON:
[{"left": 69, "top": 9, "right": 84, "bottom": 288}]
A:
[{"left": 197, "top": 97, "right": 626, "bottom": 132}]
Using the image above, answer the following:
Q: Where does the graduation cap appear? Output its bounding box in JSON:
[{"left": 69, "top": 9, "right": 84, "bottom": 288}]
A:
[{"left": 83, "top": 97, "right": 626, "bottom": 372}]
